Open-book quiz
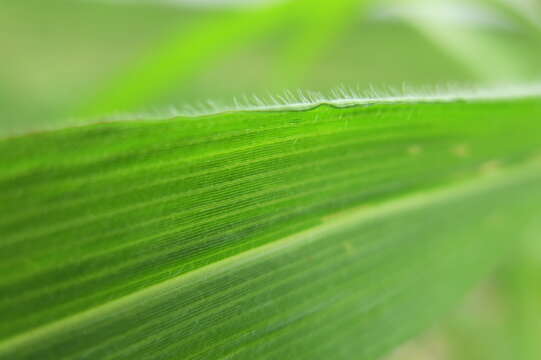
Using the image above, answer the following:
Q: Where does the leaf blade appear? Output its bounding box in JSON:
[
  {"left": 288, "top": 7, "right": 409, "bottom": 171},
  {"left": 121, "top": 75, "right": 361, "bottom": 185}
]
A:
[{"left": 1, "top": 94, "right": 541, "bottom": 358}]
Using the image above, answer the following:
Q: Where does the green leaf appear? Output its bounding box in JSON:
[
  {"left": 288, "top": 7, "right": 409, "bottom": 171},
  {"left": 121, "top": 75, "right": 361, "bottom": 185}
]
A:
[
  {"left": 270, "top": 0, "right": 365, "bottom": 88},
  {"left": 78, "top": 0, "right": 358, "bottom": 117},
  {"left": 1, "top": 92, "right": 541, "bottom": 359}
]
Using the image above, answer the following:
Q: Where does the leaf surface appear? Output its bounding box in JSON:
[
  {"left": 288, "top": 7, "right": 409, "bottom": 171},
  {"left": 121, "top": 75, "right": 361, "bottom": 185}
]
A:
[{"left": 1, "top": 94, "right": 541, "bottom": 359}]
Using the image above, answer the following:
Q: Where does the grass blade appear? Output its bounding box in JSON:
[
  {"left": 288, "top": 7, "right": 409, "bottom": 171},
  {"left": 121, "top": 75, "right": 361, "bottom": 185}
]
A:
[{"left": 1, "top": 91, "right": 541, "bottom": 358}]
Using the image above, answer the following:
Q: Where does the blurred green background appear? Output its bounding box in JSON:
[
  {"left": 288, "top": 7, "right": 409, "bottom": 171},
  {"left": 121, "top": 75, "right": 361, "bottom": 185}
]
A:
[{"left": 2, "top": 0, "right": 541, "bottom": 358}]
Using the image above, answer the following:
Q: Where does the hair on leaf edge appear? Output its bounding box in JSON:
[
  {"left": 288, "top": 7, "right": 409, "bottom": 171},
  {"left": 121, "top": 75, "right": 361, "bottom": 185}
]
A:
[{"left": 5, "top": 82, "right": 541, "bottom": 139}]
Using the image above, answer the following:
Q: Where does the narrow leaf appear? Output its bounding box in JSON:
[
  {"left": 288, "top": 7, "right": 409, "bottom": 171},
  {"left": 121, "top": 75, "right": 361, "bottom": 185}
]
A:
[{"left": 1, "top": 92, "right": 541, "bottom": 359}]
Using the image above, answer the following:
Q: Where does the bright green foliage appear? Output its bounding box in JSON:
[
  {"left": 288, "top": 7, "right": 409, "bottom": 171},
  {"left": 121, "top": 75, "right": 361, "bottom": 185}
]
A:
[
  {"left": 2, "top": 0, "right": 541, "bottom": 359},
  {"left": 1, "top": 97, "right": 541, "bottom": 358},
  {"left": 80, "top": 0, "right": 364, "bottom": 116}
]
